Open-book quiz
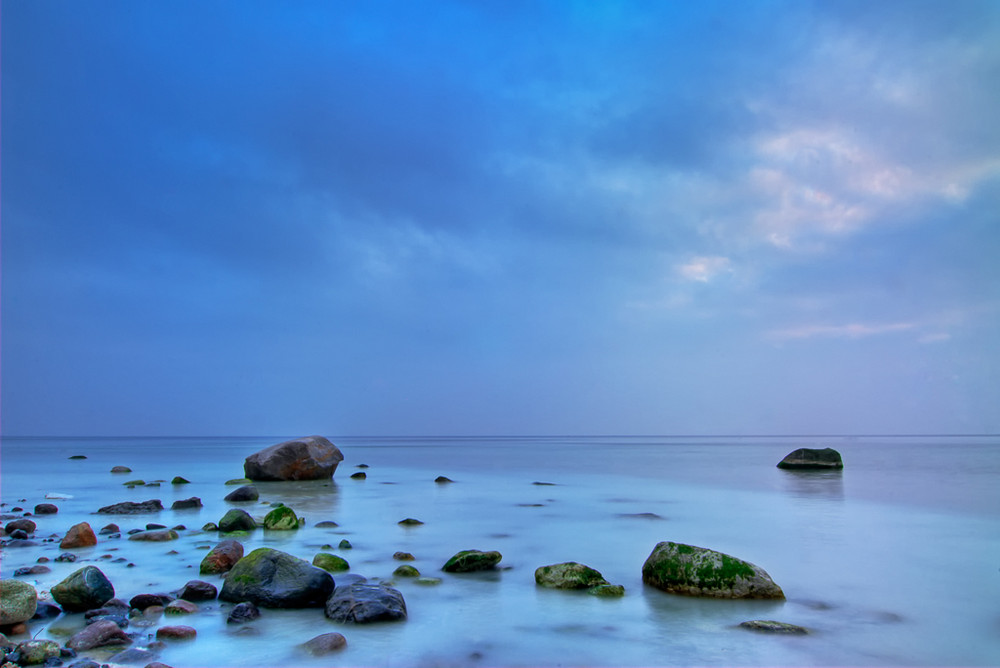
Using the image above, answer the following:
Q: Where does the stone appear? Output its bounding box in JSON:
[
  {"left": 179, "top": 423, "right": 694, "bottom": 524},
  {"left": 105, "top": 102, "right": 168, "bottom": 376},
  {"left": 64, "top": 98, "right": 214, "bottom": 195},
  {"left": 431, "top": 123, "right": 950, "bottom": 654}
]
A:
[
  {"left": 243, "top": 435, "right": 344, "bottom": 481},
  {"left": 641, "top": 542, "right": 784, "bottom": 599},
  {"left": 0, "top": 580, "right": 37, "bottom": 625},
  {"left": 110, "top": 466, "right": 132, "bottom": 473},
  {"left": 301, "top": 632, "right": 347, "bottom": 655},
  {"left": 201, "top": 522, "right": 218, "bottom": 531},
  {"left": 170, "top": 497, "right": 201, "bottom": 510},
  {"left": 5, "top": 519, "right": 36, "bottom": 535},
  {"left": 122, "top": 480, "right": 146, "bottom": 486},
  {"left": 225, "top": 478, "right": 251, "bottom": 485},
  {"left": 338, "top": 540, "right": 352, "bottom": 549},
  {"left": 398, "top": 518, "right": 423, "bottom": 526},
  {"left": 66, "top": 620, "right": 131, "bottom": 650},
  {"left": 312, "top": 553, "right": 349, "bottom": 572},
  {"left": 223, "top": 486, "right": 259, "bottom": 503},
  {"left": 13, "top": 639, "right": 60, "bottom": 665},
  {"left": 54, "top": 553, "right": 78, "bottom": 562},
  {"left": 324, "top": 583, "right": 407, "bottom": 623},
  {"left": 535, "top": 562, "right": 608, "bottom": 589},
  {"left": 164, "top": 600, "right": 198, "bottom": 615},
  {"left": 96, "top": 500, "right": 163, "bottom": 514},
  {"left": 156, "top": 625, "right": 196, "bottom": 640},
  {"left": 69, "top": 455, "right": 87, "bottom": 459},
  {"left": 442, "top": 550, "right": 502, "bottom": 573},
  {"left": 393, "top": 565, "right": 420, "bottom": 578},
  {"left": 51, "top": 566, "right": 115, "bottom": 612},
  {"left": 99, "top": 523, "right": 120, "bottom": 535},
  {"left": 128, "top": 530, "right": 179, "bottom": 542},
  {"left": 415, "top": 577, "right": 442, "bottom": 586},
  {"left": 60, "top": 523, "right": 97, "bottom": 549},
  {"left": 32, "top": 504, "right": 58, "bottom": 515},
  {"left": 176, "top": 580, "right": 217, "bottom": 602},
  {"left": 218, "top": 547, "right": 334, "bottom": 608},
  {"left": 14, "top": 565, "right": 50, "bottom": 577},
  {"left": 200, "top": 539, "right": 244, "bottom": 575},
  {"left": 393, "top": 552, "right": 415, "bottom": 561},
  {"left": 66, "top": 661, "right": 101, "bottom": 668},
  {"left": 349, "top": 471, "right": 366, "bottom": 480},
  {"left": 170, "top": 477, "right": 190, "bottom": 485},
  {"left": 315, "top": 521, "right": 339, "bottom": 528},
  {"left": 434, "top": 476, "right": 454, "bottom": 483},
  {"left": 776, "top": 447, "right": 844, "bottom": 470},
  {"left": 7, "top": 529, "right": 28, "bottom": 540},
  {"left": 588, "top": 584, "right": 626, "bottom": 597},
  {"left": 262, "top": 506, "right": 298, "bottom": 530},
  {"left": 226, "top": 601, "right": 260, "bottom": 624},
  {"left": 218, "top": 509, "right": 256, "bottom": 533},
  {"left": 130, "top": 594, "right": 173, "bottom": 611},
  {"left": 739, "top": 619, "right": 809, "bottom": 634},
  {"left": 31, "top": 602, "right": 61, "bottom": 620},
  {"left": 106, "top": 648, "right": 156, "bottom": 664}
]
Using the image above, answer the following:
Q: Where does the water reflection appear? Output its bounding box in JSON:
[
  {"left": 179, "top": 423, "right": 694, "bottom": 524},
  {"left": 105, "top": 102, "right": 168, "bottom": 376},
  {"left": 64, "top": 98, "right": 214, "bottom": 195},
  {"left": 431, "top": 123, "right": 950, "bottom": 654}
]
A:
[{"left": 778, "top": 469, "right": 844, "bottom": 501}]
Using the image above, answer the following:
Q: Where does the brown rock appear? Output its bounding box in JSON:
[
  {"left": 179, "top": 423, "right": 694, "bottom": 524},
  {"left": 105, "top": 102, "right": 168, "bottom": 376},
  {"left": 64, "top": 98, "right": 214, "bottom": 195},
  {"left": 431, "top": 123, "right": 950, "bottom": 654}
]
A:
[
  {"left": 155, "top": 625, "right": 197, "bottom": 640},
  {"left": 243, "top": 436, "right": 344, "bottom": 481},
  {"left": 164, "top": 600, "right": 198, "bottom": 615},
  {"left": 60, "top": 522, "right": 97, "bottom": 549},
  {"left": 301, "top": 632, "right": 347, "bottom": 655},
  {"left": 199, "top": 539, "right": 244, "bottom": 575},
  {"left": 66, "top": 619, "right": 132, "bottom": 650},
  {"left": 5, "top": 519, "right": 37, "bottom": 535}
]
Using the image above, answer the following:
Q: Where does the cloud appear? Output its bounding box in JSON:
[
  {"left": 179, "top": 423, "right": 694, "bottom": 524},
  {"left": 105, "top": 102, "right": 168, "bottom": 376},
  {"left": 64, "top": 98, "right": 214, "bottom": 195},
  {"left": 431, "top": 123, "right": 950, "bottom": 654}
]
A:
[
  {"left": 766, "top": 321, "right": 917, "bottom": 342},
  {"left": 676, "top": 256, "right": 733, "bottom": 283}
]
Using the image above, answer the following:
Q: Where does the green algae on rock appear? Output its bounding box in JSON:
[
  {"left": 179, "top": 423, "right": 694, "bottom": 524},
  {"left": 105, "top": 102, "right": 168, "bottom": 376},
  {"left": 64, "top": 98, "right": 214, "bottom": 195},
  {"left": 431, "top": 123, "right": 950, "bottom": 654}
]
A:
[
  {"left": 777, "top": 447, "right": 844, "bottom": 470},
  {"left": 219, "top": 547, "right": 334, "bottom": 608},
  {"left": 263, "top": 505, "right": 299, "bottom": 530},
  {"left": 442, "top": 549, "right": 502, "bottom": 573},
  {"left": 312, "top": 553, "right": 350, "bottom": 572},
  {"left": 534, "top": 562, "right": 608, "bottom": 589},
  {"left": 641, "top": 541, "right": 784, "bottom": 599}
]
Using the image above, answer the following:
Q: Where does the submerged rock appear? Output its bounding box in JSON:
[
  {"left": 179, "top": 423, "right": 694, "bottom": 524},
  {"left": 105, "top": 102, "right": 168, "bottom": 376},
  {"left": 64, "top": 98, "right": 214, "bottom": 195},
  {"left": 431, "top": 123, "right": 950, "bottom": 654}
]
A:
[
  {"left": 442, "top": 550, "right": 502, "bottom": 573},
  {"left": 0, "top": 579, "right": 38, "bottom": 625},
  {"left": 776, "top": 447, "right": 844, "bottom": 470},
  {"left": 224, "top": 486, "right": 259, "bottom": 502},
  {"left": 324, "top": 583, "right": 407, "bottom": 623},
  {"left": 33, "top": 503, "right": 58, "bottom": 515},
  {"left": 5, "top": 519, "right": 37, "bottom": 535},
  {"left": 739, "top": 619, "right": 809, "bottom": 634},
  {"left": 312, "top": 553, "right": 349, "bottom": 572},
  {"left": 51, "top": 566, "right": 115, "bottom": 612},
  {"left": 110, "top": 466, "right": 132, "bottom": 473},
  {"left": 218, "top": 547, "right": 334, "bottom": 608},
  {"left": 393, "top": 565, "right": 420, "bottom": 578},
  {"left": 14, "top": 639, "right": 61, "bottom": 665},
  {"left": 226, "top": 601, "right": 260, "bottom": 624},
  {"left": 262, "top": 506, "right": 298, "bottom": 530},
  {"left": 66, "top": 619, "right": 132, "bottom": 650},
  {"left": 218, "top": 509, "right": 256, "bottom": 533},
  {"left": 301, "top": 632, "right": 347, "bottom": 655},
  {"left": 128, "top": 529, "right": 179, "bottom": 542},
  {"left": 171, "top": 497, "right": 202, "bottom": 510},
  {"left": 96, "top": 499, "right": 163, "bottom": 515},
  {"left": 170, "top": 476, "right": 190, "bottom": 485},
  {"left": 156, "top": 625, "right": 197, "bottom": 640},
  {"left": 589, "top": 584, "right": 626, "bottom": 597},
  {"left": 200, "top": 539, "right": 244, "bottom": 575},
  {"left": 535, "top": 562, "right": 608, "bottom": 589},
  {"left": 243, "top": 435, "right": 344, "bottom": 481},
  {"left": 176, "top": 580, "right": 217, "bottom": 602},
  {"left": 641, "top": 541, "right": 784, "bottom": 599}
]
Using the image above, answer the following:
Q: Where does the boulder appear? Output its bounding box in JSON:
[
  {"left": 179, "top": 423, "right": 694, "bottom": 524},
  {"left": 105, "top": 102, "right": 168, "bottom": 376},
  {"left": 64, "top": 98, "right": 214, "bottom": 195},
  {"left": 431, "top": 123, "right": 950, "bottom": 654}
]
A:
[
  {"left": 171, "top": 497, "right": 202, "bottom": 510},
  {"left": 312, "top": 553, "right": 349, "bottom": 572},
  {"left": 129, "top": 594, "right": 173, "bottom": 610},
  {"left": 32, "top": 504, "right": 58, "bottom": 515},
  {"left": 535, "top": 562, "right": 608, "bottom": 589},
  {"left": 262, "top": 506, "right": 299, "bottom": 530},
  {"left": 589, "top": 584, "right": 626, "bottom": 597},
  {"left": 223, "top": 485, "right": 258, "bottom": 502},
  {"left": 5, "top": 519, "right": 36, "bottom": 535},
  {"left": 218, "top": 547, "right": 334, "bottom": 608},
  {"left": 324, "top": 583, "right": 407, "bottom": 623},
  {"left": 51, "top": 566, "right": 116, "bottom": 612},
  {"left": 127, "top": 529, "right": 179, "bottom": 542},
  {"left": 99, "top": 523, "right": 120, "bottom": 535},
  {"left": 96, "top": 499, "right": 163, "bottom": 514},
  {"left": 109, "top": 466, "right": 132, "bottom": 473},
  {"left": 170, "top": 477, "right": 190, "bottom": 485},
  {"left": 226, "top": 601, "right": 260, "bottom": 624},
  {"left": 164, "top": 600, "right": 198, "bottom": 615},
  {"left": 0, "top": 580, "right": 37, "bottom": 625},
  {"left": 641, "top": 542, "right": 784, "bottom": 599},
  {"left": 218, "top": 509, "right": 256, "bottom": 533},
  {"left": 176, "top": 580, "right": 217, "bottom": 602},
  {"left": 66, "top": 620, "right": 132, "bottom": 650},
  {"left": 393, "top": 565, "right": 420, "bottom": 578},
  {"left": 776, "top": 447, "right": 844, "bottom": 470},
  {"left": 156, "top": 625, "right": 196, "bottom": 640},
  {"left": 243, "top": 436, "right": 344, "bottom": 481},
  {"left": 200, "top": 539, "right": 244, "bottom": 575},
  {"left": 442, "top": 550, "right": 502, "bottom": 573},
  {"left": 301, "top": 632, "right": 347, "bottom": 655},
  {"left": 60, "top": 522, "right": 97, "bottom": 549},
  {"left": 13, "top": 639, "right": 61, "bottom": 665}
]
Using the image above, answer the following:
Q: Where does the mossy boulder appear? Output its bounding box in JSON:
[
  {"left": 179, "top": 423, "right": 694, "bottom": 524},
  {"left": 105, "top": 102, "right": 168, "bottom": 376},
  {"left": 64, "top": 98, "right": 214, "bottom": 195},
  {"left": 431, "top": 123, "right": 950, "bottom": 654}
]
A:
[
  {"left": 739, "top": 619, "right": 808, "bottom": 633},
  {"left": 219, "top": 509, "right": 256, "bottom": 533},
  {"left": 14, "top": 639, "right": 61, "bottom": 665},
  {"left": 171, "top": 476, "right": 190, "bottom": 484},
  {"left": 535, "top": 562, "right": 608, "bottom": 589},
  {"left": 641, "top": 542, "right": 784, "bottom": 599},
  {"left": 589, "top": 584, "right": 626, "bottom": 597},
  {"left": 442, "top": 550, "right": 502, "bottom": 573},
  {"left": 51, "top": 566, "right": 116, "bottom": 612},
  {"left": 777, "top": 447, "right": 843, "bottom": 470},
  {"left": 393, "top": 565, "right": 420, "bottom": 578},
  {"left": 312, "top": 553, "right": 350, "bottom": 572},
  {"left": 263, "top": 505, "right": 299, "bottom": 530},
  {"left": 0, "top": 579, "right": 38, "bottom": 625},
  {"left": 219, "top": 547, "right": 334, "bottom": 608}
]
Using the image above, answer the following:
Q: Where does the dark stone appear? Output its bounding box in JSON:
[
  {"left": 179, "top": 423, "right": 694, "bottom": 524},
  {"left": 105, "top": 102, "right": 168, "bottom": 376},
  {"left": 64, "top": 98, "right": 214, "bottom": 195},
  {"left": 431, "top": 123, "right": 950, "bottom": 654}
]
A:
[
  {"left": 69, "top": 455, "right": 87, "bottom": 460},
  {"left": 776, "top": 447, "right": 844, "bottom": 470},
  {"left": 176, "top": 580, "right": 217, "bottom": 602},
  {"left": 218, "top": 509, "right": 256, "bottom": 532},
  {"left": 66, "top": 620, "right": 132, "bottom": 650},
  {"left": 170, "top": 497, "right": 202, "bottom": 510},
  {"left": 223, "top": 486, "right": 258, "bottom": 503},
  {"left": 397, "top": 518, "right": 423, "bottom": 526},
  {"left": 170, "top": 477, "right": 190, "bottom": 485},
  {"left": 15, "top": 565, "right": 51, "bottom": 577},
  {"left": 324, "top": 583, "right": 407, "bottom": 623},
  {"left": 9, "top": 530, "right": 29, "bottom": 540},
  {"left": 739, "top": 619, "right": 809, "bottom": 633},
  {"left": 98, "top": 524, "right": 120, "bottom": 535},
  {"left": 67, "top": 661, "right": 101, "bottom": 668},
  {"left": 243, "top": 435, "right": 344, "bottom": 481},
  {"left": 109, "top": 466, "right": 132, "bottom": 473},
  {"left": 51, "top": 566, "right": 115, "bottom": 612},
  {"left": 129, "top": 593, "right": 174, "bottom": 610},
  {"left": 434, "top": 476, "right": 454, "bottom": 483},
  {"left": 54, "top": 553, "right": 78, "bottom": 563},
  {"left": 145, "top": 523, "right": 167, "bottom": 530},
  {"left": 218, "top": 548, "right": 334, "bottom": 608},
  {"left": 32, "top": 602, "right": 62, "bottom": 620},
  {"left": 6, "top": 519, "right": 37, "bottom": 535},
  {"left": 3, "top": 539, "right": 38, "bottom": 548},
  {"left": 33, "top": 504, "right": 58, "bottom": 515},
  {"left": 349, "top": 472, "right": 366, "bottom": 480},
  {"left": 96, "top": 500, "right": 163, "bottom": 515},
  {"left": 226, "top": 601, "right": 260, "bottom": 624},
  {"left": 314, "top": 521, "right": 339, "bottom": 528},
  {"left": 442, "top": 550, "right": 502, "bottom": 573}
]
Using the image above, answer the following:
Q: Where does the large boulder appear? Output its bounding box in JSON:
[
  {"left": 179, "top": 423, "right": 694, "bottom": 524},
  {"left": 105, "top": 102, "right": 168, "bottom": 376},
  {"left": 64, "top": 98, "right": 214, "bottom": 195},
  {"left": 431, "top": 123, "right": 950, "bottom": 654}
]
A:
[
  {"left": 777, "top": 447, "right": 844, "bottom": 470},
  {"left": 200, "top": 539, "right": 244, "bottom": 575},
  {"left": 0, "top": 580, "right": 38, "bottom": 625},
  {"left": 218, "top": 548, "right": 334, "bottom": 608},
  {"left": 535, "top": 562, "right": 608, "bottom": 589},
  {"left": 51, "top": 566, "right": 116, "bottom": 612},
  {"left": 442, "top": 550, "right": 502, "bottom": 573},
  {"left": 243, "top": 436, "right": 344, "bottom": 481},
  {"left": 60, "top": 522, "right": 97, "bottom": 549},
  {"left": 641, "top": 542, "right": 784, "bottom": 599},
  {"left": 324, "top": 583, "right": 407, "bottom": 623}
]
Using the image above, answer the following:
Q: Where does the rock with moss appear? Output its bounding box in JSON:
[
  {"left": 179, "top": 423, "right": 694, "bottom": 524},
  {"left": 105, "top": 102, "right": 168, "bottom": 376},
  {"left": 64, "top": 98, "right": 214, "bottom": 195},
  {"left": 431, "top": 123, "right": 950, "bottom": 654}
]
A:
[
  {"left": 262, "top": 505, "right": 298, "bottom": 530},
  {"left": 739, "top": 619, "right": 808, "bottom": 633},
  {"left": 312, "top": 553, "right": 350, "bottom": 572},
  {"left": 219, "top": 509, "right": 256, "bottom": 533},
  {"left": 128, "top": 529, "right": 179, "bottom": 542},
  {"left": 535, "top": 562, "right": 608, "bottom": 589},
  {"left": 442, "top": 550, "right": 502, "bottom": 573},
  {"left": 589, "top": 584, "right": 626, "bottom": 597},
  {"left": 225, "top": 477, "right": 252, "bottom": 485},
  {"left": 171, "top": 476, "right": 190, "bottom": 485},
  {"left": 641, "top": 542, "right": 784, "bottom": 599},
  {"left": 776, "top": 447, "right": 843, "bottom": 470},
  {"left": 51, "top": 566, "right": 116, "bottom": 612},
  {"left": 0, "top": 580, "right": 38, "bottom": 625},
  {"left": 219, "top": 547, "right": 334, "bottom": 608},
  {"left": 14, "top": 639, "right": 61, "bottom": 665},
  {"left": 393, "top": 565, "right": 420, "bottom": 578}
]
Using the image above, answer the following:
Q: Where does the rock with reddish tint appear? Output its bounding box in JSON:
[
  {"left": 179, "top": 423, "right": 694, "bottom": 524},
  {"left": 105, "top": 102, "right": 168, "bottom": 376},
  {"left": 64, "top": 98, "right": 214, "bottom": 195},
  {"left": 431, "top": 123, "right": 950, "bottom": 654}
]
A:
[
  {"left": 176, "top": 580, "right": 217, "bottom": 602},
  {"left": 66, "top": 619, "right": 132, "bottom": 650},
  {"left": 5, "top": 519, "right": 37, "bottom": 535},
  {"left": 96, "top": 499, "right": 163, "bottom": 514},
  {"left": 199, "top": 539, "right": 244, "bottom": 575},
  {"left": 301, "top": 632, "right": 347, "bottom": 655},
  {"left": 60, "top": 522, "right": 97, "bottom": 549},
  {"left": 164, "top": 600, "right": 198, "bottom": 615},
  {"left": 51, "top": 566, "right": 115, "bottom": 612},
  {"left": 156, "top": 625, "right": 197, "bottom": 640},
  {"left": 99, "top": 523, "right": 120, "bottom": 535},
  {"left": 129, "top": 593, "right": 174, "bottom": 610},
  {"left": 33, "top": 504, "right": 58, "bottom": 515},
  {"left": 243, "top": 436, "right": 344, "bottom": 481}
]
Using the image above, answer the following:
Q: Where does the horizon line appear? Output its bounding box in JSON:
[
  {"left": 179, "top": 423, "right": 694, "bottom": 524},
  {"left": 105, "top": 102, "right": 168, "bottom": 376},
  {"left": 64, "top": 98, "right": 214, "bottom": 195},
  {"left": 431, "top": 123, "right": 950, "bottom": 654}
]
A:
[{"left": 2, "top": 432, "right": 998, "bottom": 439}]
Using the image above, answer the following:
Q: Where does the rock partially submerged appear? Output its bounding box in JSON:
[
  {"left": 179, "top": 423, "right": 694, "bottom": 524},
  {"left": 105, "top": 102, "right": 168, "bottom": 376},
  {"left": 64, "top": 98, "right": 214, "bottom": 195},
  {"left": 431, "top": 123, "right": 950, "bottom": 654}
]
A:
[
  {"left": 739, "top": 619, "right": 809, "bottom": 633},
  {"left": 325, "top": 583, "right": 407, "bottom": 623},
  {"left": 535, "top": 562, "right": 608, "bottom": 589},
  {"left": 244, "top": 436, "right": 344, "bottom": 481},
  {"left": 777, "top": 447, "right": 844, "bottom": 470},
  {"left": 51, "top": 566, "right": 116, "bottom": 612},
  {"left": 219, "top": 547, "right": 334, "bottom": 608},
  {"left": 641, "top": 541, "right": 784, "bottom": 599},
  {"left": 442, "top": 550, "right": 502, "bottom": 573},
  {"left": 97, "top": 499, "right": 163, "bottom": 515},
  {"left": 200, "top": 540, "right": 244, "bottom": 575},
  {"left": 66, "top": 619, "right": 132, "bottom": 650}
]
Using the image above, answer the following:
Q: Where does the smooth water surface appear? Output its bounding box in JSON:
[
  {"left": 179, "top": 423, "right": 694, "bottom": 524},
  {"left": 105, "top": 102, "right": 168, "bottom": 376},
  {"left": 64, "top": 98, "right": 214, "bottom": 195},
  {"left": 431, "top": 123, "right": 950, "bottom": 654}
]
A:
[{"left": 1, "top": 435, "right": 998, "bottom": 666}]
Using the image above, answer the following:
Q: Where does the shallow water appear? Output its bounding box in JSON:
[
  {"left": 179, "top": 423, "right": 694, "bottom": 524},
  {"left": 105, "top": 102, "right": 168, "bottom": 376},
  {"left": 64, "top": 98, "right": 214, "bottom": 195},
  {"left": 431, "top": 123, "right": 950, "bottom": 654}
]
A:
[{"left": 1, "top": 435, "right": 998, "bottom": 666}]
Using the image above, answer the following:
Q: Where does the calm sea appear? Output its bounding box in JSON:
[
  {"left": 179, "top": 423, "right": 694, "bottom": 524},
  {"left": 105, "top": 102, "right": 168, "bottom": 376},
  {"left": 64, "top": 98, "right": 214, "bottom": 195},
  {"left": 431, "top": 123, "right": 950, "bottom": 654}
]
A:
[{"left": 1, "top": 435, "right": 998, "bottom": 666}]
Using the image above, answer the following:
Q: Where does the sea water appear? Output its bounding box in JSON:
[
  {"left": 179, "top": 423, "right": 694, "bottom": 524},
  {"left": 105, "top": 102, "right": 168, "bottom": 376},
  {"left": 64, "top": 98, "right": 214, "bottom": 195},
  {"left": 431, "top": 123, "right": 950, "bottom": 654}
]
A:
[{"left": 1, "top": 435, "right": 998, "bottom": 667}]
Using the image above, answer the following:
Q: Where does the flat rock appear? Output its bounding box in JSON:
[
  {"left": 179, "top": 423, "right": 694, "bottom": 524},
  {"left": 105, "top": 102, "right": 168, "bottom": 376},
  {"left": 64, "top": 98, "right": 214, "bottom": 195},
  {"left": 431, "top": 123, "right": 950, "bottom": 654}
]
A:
[
  {"left": 243, "top": 435, "right": 344, "bottom": 481},
  {"left": 156, "top": 625, "right": 197, "bottom": 640},
  {"left": 777, "top": 447, "right": 844, "bottom": 470},
  {"left": 442, "top": 550, "right": 502, "bottom": 573},
  {"left": 96, "top": 500, "right": 163, "bottom": 515},
  {"left": 128, "top": 529, "right": 179, "bottom": 542},
  {"left": 739, "top": 619, "right": 809, "bottom": 633},
  {"left": 171, "top": 497, "right": 202, "bottom": 510},
  {"left": 641, "top": 541, "right": 784, "bottom": 599},
  {"left": 66, "top": 619, "right": 132, "bottom": 650},
  {"left": 324, "top": 583, "right": 407, "bottom": 623},
  {"left": 535, "top": 562, "right": 608, "bottom": 589},
  {"left": 109, "top": 466, "right": 132, "bottom": 473}
]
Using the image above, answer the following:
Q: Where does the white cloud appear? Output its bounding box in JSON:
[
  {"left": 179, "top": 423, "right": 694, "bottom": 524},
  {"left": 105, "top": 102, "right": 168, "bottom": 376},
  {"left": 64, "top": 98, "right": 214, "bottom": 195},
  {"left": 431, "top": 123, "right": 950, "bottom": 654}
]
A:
[
  {"left": 676, "top": 255, "right": 732, "bottom": 283},
  {"left": 767, "top": 321, "right": 916, "bottom": 341}
]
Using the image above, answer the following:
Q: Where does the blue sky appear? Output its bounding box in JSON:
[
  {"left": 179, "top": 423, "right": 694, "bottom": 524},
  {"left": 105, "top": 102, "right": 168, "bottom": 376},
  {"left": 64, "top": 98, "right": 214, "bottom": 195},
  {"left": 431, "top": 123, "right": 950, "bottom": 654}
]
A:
[{"left": 2, "top": 0, "right": 998, "bottom": 436}]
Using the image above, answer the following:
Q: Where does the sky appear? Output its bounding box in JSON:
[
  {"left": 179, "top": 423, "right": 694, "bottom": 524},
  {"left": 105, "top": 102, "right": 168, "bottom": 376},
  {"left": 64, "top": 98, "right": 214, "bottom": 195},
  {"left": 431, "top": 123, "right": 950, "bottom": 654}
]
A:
[{"left": 2, "top": 0, "right": 999, "bottom": 437}]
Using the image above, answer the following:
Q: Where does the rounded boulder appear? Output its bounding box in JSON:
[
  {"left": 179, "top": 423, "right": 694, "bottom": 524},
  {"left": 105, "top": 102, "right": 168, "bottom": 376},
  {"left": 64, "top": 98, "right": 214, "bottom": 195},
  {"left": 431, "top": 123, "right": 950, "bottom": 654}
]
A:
[
  {"left": 218, "top": 547, "right": 334, "bottom": 608},
  {"left": 51, "top": 566, "right": 116, "bottom": 612},
  {"left": 243, "top": 435, "right": 344, "bottom": 481},
  {"left": 0, "top": 579, "right": 38, "bottom": 625}
]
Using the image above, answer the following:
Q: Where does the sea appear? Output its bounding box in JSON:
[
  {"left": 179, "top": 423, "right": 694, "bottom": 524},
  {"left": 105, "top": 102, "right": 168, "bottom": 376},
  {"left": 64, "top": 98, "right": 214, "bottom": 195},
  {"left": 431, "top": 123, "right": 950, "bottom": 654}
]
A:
[{"left": 1, "top": 435, "right": 998, "bottom": 667}]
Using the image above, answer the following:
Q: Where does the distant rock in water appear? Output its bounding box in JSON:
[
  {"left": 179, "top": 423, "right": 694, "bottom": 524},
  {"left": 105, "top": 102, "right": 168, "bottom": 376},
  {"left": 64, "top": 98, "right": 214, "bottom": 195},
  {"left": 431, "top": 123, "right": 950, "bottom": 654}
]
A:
[
  {"left": 224, "top": 485, "right": 259, "bottom": 502},
  {"left": 739, "top": 619, "right": 809, "bottom": 634},
  {"left": 97, "top": 500, "right": 163, "bottom": 515},
  {"left": 777, "top": 447, "right": 844, "bottom": 470},
  {"left": 641, "top": 541, "right": 784, "bottom": 599},
  {"left": 243, "top": 436, "right": 344, "bottom": 481}
]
